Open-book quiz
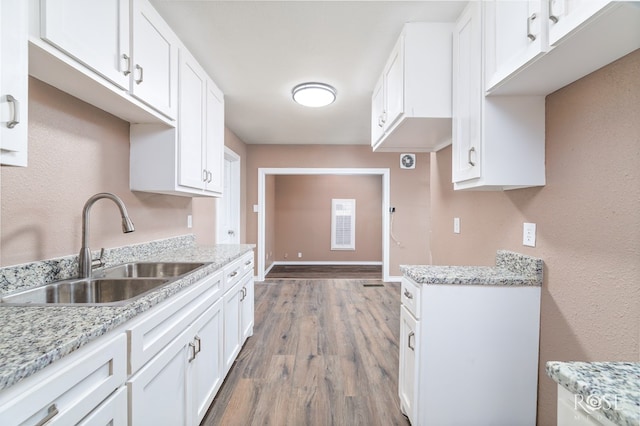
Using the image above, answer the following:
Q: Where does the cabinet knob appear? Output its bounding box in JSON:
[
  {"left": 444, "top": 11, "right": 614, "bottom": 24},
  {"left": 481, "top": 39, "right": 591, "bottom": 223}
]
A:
[
  {"left": 403, "top": 289, "right": 413, "bottom": 299},
  {"left": 122, "top": 54, "right": 131, "bottom": 76},
  {"left": 5, "top": 94, "right": 20, "bottom": 129},
  {"left": 527, "top": 13, "right": 537, "bottom": 41},
  {"left": 468, "top": 147, "right": 476, "bottom": 167}
]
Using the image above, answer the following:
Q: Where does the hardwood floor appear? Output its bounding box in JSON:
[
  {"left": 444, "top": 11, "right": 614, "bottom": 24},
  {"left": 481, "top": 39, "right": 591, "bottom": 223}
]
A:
[
  {"left": 265, "top": 265, "right": 382, "bottom": 280},
  {"left": 201, "top": 278, "right": 408, "bottom": 426}
]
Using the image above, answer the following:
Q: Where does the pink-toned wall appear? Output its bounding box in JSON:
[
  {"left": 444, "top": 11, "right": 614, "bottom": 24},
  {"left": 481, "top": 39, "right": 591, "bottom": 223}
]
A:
[
  {"left": 430, "top": 50, "right": 640, "bottom": 425},
  {"left": 245, "top": 144, "right": 431, "bottom": 276},
  {"left": 274, "top": 174, "right": 382, "bottom": 262},
  {"left": 0, "top": 78, "right": 218, "bottom": 266},
  {"left": 265, "top": 174, "right": 276, "bottom": 268}
]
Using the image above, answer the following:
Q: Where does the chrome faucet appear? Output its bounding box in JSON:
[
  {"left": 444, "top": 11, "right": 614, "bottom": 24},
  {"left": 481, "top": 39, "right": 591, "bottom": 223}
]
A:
[{"left": 78, "top": 193, "right": 135, "bottom": 278}]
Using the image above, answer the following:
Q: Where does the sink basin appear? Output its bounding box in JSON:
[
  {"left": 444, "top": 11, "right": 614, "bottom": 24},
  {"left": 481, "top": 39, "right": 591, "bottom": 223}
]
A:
[
  {"left": 0, "top": 278, "right": 170, "bottom": 305},
  {"left": 99, "top": 262, "right": 206, "bottom": 279}
]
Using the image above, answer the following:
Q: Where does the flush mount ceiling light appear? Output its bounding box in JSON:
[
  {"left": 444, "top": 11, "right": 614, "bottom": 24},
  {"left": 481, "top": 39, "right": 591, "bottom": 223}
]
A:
[{"left": 292, "top": 82, "right": 337, "bottom": 107}]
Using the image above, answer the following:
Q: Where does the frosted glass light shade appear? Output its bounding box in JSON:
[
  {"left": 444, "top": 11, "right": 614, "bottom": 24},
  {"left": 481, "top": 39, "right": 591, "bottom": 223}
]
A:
[{"left": 292, "top": 82, "right": 336, "bottom": 107}]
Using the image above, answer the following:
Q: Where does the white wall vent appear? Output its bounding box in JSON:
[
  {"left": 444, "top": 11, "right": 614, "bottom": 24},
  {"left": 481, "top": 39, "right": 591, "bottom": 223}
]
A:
[{"left": 331, "top": 198, "right": 356, "bottom": 250}]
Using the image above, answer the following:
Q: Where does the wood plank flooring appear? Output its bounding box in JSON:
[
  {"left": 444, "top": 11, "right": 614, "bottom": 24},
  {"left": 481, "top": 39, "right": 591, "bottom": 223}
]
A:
[
  {"left": 201, "top": 278, "right": 408, "bottom": 426},
  {"left": 266, "top": 265, "right": 382, "bottom": 280}
]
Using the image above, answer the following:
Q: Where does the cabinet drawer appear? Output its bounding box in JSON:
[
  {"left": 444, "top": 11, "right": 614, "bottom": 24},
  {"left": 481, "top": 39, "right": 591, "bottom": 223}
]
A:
[
  {"left": 223, "top": 252, "right": 253, "bottom": 293},
  {"left": 0, "top": 333, "right": 126, "bottom": 425},
  {"left": 401, "top": 277, "right": 421, "bottom": 319},
  {"left": 77, "top": 386, "right": 127, "bottom": 426},
  {"left": 127, "top": 270, "right": 223, "bottom": 373}
]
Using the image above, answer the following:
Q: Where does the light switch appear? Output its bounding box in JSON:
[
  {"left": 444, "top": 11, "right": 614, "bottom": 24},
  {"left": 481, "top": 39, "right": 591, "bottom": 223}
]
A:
[
  {"left": 187, "top": 215, "right": 192, "bottom": 229},
  {"left": 454, "top": 217, "right": 460, "bottom": 234},
  {"left": 523, "top": 223, "right": 536, "bottom": 247}
]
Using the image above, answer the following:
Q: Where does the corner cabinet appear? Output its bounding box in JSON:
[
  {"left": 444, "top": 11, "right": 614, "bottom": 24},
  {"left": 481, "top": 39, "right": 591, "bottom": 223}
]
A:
[
  {"left": 1, "top": 0, "right": 28, "bottom": 167},
  {"left": 399, "top": 276, "right": 541, "bottom": 425},
  {"left": 29, "top": 0, "right": 180, "bottom": 124},
  {"left": 371, "top": 22, "right": 453, "bottom": 153},
  {"left": 452, "top": 2, "right": 545, "bottom": 191},
  {"left": 129, "top": 46, "right": 224, "bottom": 198}
]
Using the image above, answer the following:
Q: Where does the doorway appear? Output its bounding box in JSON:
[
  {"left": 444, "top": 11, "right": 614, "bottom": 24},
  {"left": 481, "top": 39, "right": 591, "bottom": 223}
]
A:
[
  {"left": 216, "top": 148, "right": 241, "bottom": 244},
  {"left": 257, "top": 168, "right": 390, "bottom": 281}
]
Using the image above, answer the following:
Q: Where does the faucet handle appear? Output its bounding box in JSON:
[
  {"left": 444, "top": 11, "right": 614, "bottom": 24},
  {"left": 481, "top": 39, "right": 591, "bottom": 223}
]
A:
[{"left": 91, "top": 248, "right": 105, "bottom": 270}]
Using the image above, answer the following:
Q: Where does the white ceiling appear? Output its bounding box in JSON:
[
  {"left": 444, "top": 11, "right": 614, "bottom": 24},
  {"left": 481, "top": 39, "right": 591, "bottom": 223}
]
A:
[{"left": 150, "top": 1, "right": 467, "bottom": 145}]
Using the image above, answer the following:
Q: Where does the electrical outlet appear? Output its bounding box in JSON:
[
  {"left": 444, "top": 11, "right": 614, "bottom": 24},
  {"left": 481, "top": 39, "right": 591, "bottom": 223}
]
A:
[
  {"left": 187, "top": 215, "right": 192, "bottom": 229},
  {"left": 298, "top": 252, "right": 302, "bottom": 258},
  {"left": 453, "top": 217, "right": 460, "bottom": 234},
  {"left": 523, "top": 223, "right": 536, "bottom": 247}
]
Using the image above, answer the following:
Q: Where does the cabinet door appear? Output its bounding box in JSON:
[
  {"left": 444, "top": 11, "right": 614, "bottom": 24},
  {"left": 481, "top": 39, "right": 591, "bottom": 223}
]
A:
[
  {"left": 39, "top": 0, "right": 130, "bottom": 90},
  {"left": 0, "top": 0, "right": 28, "bottom": 166},
  {"left": 191, "top": 299, "right": 224, "bottom": 424},
  {"left": 178, "top": 49, "right": 206, "bottom": 191},
  {"left": 223, "top": 282, "right": 243, "bottom": 373},
  {"left": 548, "top": 0, "right": 611, "bottom": 46},
  {"left": 383, "top": 36, "right": 404, "bottom": 131},
  {"left": 485, "top": 0, "right": 548, "bottom": 91},
  {"left": 127, "top": 330, "right": 189, "bottom": 426},
  {"left": 370, "top": 76, "right": 385, "bottom": 147},
  {"left": 205, "top": 79, "right": 224, "bottom": 195},
  {"left": 452, "top": 3, "right": 482, "bottom": 183},
  {"left": 399, "top": 305, "right": 419, "bottom": 425},
  {"left": 131, "top": 0, "right": 178, "bottom": 119},
  {"left": 240, "top": 277, "right": 254, "bottom": 342}
]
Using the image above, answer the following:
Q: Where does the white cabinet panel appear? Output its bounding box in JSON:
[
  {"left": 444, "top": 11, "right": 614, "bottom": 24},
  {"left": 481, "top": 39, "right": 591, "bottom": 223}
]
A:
[
  {"left": 204, "top": 79, "right": 224, "bottom": 195},
  {"left": 398, "top": 305, "right": 418, "bottom": 425},
  {"left": 77, "top": 386, "right": 127, "bottom": 426},
  {"left": 1, "top": 0, "right": 28, "bottom": 166},
  {"left": 223, "top": 280, "right": 243, "bottom": 373},
  {"left": 240, "top": 276, "right": 254, "bottom": 341},
  {"left": 40, "top": 0, "right": 129, "bottom": 90},
  {"left": 548, "top": 0, "right": 611, "bottom": 45}
]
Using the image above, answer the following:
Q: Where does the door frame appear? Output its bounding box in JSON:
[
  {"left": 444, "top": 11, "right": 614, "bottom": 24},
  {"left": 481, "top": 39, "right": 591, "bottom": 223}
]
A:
[
  {"left": 257, "top": 167, "right": 390, "bottom": 282},
  {"left": 216, "top": 147, "right": 241, "bottom": 244}
]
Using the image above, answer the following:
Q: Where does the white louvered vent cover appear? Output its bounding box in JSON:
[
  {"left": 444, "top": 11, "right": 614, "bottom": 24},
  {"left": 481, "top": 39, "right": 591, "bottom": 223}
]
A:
[{"left": 331, "top": 199, "right": 355, "bottom": 250}]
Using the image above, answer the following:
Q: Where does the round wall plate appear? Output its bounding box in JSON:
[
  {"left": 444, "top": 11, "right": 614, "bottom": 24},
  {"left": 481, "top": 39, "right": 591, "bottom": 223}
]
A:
[{"left": 400, "top": 153, "right": 416, "bottom": 169}]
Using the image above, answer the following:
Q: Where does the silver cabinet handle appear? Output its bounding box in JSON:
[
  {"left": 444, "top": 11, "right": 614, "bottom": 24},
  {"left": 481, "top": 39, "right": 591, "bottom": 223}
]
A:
[
  {"left": 207, "top": 170, "right": 213, "bottom": 183},
  {"left": 548, "top": 0, "right": 559, "bottom": 23},
  {"left": 527, "top": 13, "right": 537, "bottom": 41},
  {"left": 408, "top": 332, "right": 415, "bottom": 351},
  {"left": 377, "top": 115, "right": 384, "bottom": 128},
  {"left": 229, "top": 271, "right": 238, "bottom": 278},
  {"left": 194, "top": 335, "right": 201, "bottom": 355},
  {"left": 135, "top": 64, "right": 143, "bottom": 84},
  {"left": 403, "top": 289, "right": 413, "bottom": 299},
  {"left": 202, "top": 169, "right": 208, "bottom": 182},
  {"left": 6, "top": 94, "right": 19, "bottom": 129},
  {"left": 240, "top": 287, "right": 245, "bottom": 301},
  {"left": 468, "top": 147, "right": 476, "bottom": 167},
  {"left": 122, "top": 54, "right": 131, "bottom": 76},
  {"left": 244, "top": 260, "right": 252, "bottom": 266},
  {"left": 188, "top": 341, "right": 197, "bottom": 362},
  {"left": 35, "top": 404, "right": 59, "bottom": 426}
]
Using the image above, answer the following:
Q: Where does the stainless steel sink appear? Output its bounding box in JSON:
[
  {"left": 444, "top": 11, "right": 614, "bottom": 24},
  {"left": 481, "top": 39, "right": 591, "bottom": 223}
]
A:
[
  {"left": 0, "top": 262, "right": 209, "bottom": 305},
  {"left": 0, "top": 278, "right": 170, "bottom": 305},
  {"left": 99, "top": 262, "right": 206, "bottom": 279}
]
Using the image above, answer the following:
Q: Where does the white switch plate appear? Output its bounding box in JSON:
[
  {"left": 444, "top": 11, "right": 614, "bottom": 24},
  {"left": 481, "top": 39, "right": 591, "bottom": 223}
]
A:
[
  {"left": 453, "top": 217, "right": 460, "bottom": 234},
  {"left": 523, "top": 223, "right": 536, "bottom": 247},
  {"left": 298, "top": 252, "right": 302, "bottom": 258},
  {"left": 187, "top": 215, "right": 192, "bottom": 229},
  {"left": 253, "top": 204, "right": 259, "bottom": 213}
]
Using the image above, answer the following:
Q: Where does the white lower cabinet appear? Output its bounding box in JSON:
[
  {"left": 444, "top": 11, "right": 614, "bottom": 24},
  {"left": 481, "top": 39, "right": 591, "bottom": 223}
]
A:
[
  {"left": 0, "top": 333, "right": 127, "bottom": 425},
  {"left": 223, "top": 279, "right": 243, "bottom": 374},
  {"left": 78, "top": 386, "right": 128, "bottom": 426},
  {"left": 399, "top": 276, "right": 541, "bottom": 425}
]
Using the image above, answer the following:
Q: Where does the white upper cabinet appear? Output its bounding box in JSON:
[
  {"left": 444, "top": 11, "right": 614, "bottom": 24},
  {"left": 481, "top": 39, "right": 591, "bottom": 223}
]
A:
[
  {"left": 30, "top": 0, "right": 179, "bottom": 124},
  {"left": 371, "top": 22, "right": 453, "bottom": 153},
  {"left": 129, "top": 46, "right": 224, "bottom": 198},
  {"left": 1, "top": 0, "right": 28, "bottom": 167},
  {"left": 485, "top": 0, "right": 640, "bottom": 95},
  {"left": 453, "top": 2, "right": 546, "bottom": 191}
]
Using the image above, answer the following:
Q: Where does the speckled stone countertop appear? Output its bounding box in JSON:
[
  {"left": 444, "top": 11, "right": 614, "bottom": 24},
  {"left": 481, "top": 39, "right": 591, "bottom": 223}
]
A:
[
  {"left": 0, "top": 235, "right": 254, "bottom": 391},
  {"left": 547, "top": 361, "right": 640, "bottom": 426},
  {"left": 400, "top": 250, "right": 543, "bottom": 286}
]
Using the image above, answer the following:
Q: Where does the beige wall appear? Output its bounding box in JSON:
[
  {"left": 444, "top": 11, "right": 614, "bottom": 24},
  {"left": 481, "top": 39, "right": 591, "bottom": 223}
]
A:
[
  {"left": 245, "top": 144, "right": 431, "bottom": 276},
  {"left": 274, "top": 174, "right": 382, "bottom": 262},
  {"left": 430, "top": 50, "right": 640, "bottom": 425},
  {"left": 265, "top": 174, "right": 276, "bottom": 269},
  {"left": 0, "top": 78, "right": 217, "bottom": 266}
]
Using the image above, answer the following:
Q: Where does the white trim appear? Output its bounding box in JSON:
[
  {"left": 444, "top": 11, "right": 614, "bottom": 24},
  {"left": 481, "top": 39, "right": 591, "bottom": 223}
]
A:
[
  {"left": 271, "top": 261, "right": 383, "bottom": 266},
  {"left": 216, "top": 147, "right": 241, "bottom": 244},
  {"left": 257, "top": 167, "right": 390, "bottom": 282}
]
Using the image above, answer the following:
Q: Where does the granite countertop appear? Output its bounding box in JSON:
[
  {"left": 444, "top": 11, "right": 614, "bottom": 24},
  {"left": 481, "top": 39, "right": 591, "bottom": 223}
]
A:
[
  {"left": 547, "top": 361, "right": 640, "bottom": 426},
  {"left": 400, "top": 250, "right": 543, "bottom": 286},
  {"left": 0, "top": 235, "right": 254, "bottom": 392}
]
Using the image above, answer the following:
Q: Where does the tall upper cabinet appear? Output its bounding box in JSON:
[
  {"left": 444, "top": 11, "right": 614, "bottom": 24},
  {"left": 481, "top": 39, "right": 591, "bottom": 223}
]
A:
[
  {"left": 452, "top": 3, "right": 545, "bottom": 190},
  {"left": 1, "top": 0, "right": 28, "bottom": 167},
  {"left": 29, "top": 0, "right": 179, "bottom": 124}
]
